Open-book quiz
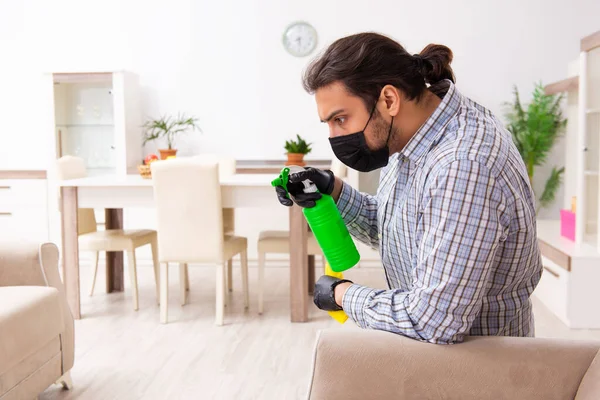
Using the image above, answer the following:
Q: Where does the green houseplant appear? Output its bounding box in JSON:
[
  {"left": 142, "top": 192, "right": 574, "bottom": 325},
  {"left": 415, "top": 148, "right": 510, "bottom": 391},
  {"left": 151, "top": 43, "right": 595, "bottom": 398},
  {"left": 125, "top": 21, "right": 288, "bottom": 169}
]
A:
[
  {"left": 284, "top": 134, "right": 312, "bottom": 166},
  {"left": 504, "top": 82, "right": 567, "bottom": 214},
  {"left": 142, "top": 113, "right": 201, "bottom": 159}
]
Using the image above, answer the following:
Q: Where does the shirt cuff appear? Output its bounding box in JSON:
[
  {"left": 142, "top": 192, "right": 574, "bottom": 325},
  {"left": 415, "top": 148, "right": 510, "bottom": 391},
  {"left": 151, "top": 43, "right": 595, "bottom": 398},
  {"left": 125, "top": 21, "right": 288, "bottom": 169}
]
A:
[
  {"left": 341, "top": 283, "right": 376, "bottom": 329},
  {"left": 336, "top": 182, "right": 362, "bottom": 225}
]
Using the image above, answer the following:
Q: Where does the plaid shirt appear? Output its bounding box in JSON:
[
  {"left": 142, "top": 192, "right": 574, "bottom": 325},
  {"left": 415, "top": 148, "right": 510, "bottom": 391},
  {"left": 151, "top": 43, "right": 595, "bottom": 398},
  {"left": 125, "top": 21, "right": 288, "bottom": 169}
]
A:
[{"left": 338, "top": 80, "right": 542, "bottom": 344}]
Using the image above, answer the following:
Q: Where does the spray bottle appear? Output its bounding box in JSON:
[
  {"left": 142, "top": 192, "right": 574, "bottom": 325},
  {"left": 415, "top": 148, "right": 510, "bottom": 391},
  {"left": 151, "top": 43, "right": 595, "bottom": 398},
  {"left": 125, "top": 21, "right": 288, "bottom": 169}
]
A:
[{"left": 271, "top": 166, "right": 361, "bottom": 323}]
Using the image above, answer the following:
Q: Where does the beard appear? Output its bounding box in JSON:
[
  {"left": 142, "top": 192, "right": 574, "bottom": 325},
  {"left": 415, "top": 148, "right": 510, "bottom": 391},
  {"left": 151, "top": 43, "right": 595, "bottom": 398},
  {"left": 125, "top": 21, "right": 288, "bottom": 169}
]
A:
[{"left": 367, "top": 111, "right": 398, "bottom": 152}]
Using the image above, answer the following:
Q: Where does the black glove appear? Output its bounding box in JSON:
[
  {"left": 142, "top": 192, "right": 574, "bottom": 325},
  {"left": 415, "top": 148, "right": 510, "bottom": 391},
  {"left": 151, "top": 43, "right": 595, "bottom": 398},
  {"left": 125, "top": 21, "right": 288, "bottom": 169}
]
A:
[
  {"left": 275, "top": 167, "right": 335, "bottom": 208},
  {"left": 313, "top": 275, "right": 353, "bottom": 311}
]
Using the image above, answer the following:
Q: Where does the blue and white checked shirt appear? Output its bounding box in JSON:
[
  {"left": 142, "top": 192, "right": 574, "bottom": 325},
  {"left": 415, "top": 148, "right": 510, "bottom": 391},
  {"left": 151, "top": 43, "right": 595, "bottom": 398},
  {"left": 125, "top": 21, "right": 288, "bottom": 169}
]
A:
[{"left": 338, "top": 80, "right": 542, "bottom": 344}]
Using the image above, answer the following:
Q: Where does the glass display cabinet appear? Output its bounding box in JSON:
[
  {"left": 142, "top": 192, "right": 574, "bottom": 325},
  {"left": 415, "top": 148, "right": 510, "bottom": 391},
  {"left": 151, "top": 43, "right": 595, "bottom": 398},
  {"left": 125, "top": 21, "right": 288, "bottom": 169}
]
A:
[{"left": 50, "top": 70, "right": 142, "bottom": 176}]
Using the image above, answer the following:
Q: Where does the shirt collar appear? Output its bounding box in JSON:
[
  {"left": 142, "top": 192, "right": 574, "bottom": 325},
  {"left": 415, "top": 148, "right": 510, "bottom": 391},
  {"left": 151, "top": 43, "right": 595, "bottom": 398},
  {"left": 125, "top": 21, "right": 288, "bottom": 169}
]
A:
[{"left": 400, "top": 79, "right": 461, "bottom": 164}]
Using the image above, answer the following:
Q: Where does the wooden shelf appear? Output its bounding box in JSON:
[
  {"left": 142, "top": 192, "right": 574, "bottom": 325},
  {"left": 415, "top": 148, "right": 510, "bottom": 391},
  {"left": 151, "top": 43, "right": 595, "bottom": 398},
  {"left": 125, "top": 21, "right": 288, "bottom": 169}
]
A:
[
  {"left": 56, "top": 124, "right": 114, "bottom": 128},
  {"left": 581, "top": 29, "right": 600, "bottom": 52},
  {"left": 53, "top": 72, "right": 112, "bottom": 84},
  {"left": 0, "top": 171, "right": 47, "bottom": 179},
  {"left": 544, "top": 76, "right": 579, "bottom": 95}
]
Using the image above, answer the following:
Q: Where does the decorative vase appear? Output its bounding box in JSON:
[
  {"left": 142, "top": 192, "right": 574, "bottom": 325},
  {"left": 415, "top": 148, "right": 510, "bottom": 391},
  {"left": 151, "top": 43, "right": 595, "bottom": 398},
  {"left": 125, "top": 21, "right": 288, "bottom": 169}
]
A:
[
  {"left": 286, "top": 153, "right": 305, "bottom": 166},
  {"left": 159, "top": 149, "right": 177, "bottom": 160}
]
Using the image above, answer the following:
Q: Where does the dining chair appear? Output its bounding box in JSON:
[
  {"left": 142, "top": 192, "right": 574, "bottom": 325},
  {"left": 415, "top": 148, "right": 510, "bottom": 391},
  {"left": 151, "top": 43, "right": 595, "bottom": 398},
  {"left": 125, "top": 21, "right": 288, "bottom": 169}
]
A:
[
  {"left": 256, "top": 232, "right": 325, "bottom": 314},
  {"left": 193, "top": 154, "right": 237, "bottom": 291},
  {"left": 150, "top": 157, "right": 249, "bottom": 325},
  {"left": 55, "top": 156, "right": 159, "bottom": 311}
]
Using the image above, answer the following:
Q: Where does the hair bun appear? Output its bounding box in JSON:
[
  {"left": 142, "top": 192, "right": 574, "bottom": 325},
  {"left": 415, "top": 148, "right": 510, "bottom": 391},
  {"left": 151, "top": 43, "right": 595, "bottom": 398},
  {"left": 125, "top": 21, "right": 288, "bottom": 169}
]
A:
[{"left": 418, "top": 44, "right": 455, "bottom": 84}]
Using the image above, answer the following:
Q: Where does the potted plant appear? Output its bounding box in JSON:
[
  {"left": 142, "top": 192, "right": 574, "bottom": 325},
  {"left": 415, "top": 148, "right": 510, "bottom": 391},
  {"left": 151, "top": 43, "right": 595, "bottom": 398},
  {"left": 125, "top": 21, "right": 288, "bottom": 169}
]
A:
[
  {"left": 284, "top": 134, "right": 312, "bottom": 166},
  {"left": 503, "top": 82, "right": 567, "bottom": 214},
  {"left": 142, "top": 113, "right": 201, "bottom": 159}
]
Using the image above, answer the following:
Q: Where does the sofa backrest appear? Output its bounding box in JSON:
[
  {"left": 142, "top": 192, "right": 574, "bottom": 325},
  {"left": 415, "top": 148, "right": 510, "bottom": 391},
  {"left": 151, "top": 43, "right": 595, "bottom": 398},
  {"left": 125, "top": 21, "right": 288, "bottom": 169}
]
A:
[{"left": 307, "top": 330, "right": 600, "bottom": 400}]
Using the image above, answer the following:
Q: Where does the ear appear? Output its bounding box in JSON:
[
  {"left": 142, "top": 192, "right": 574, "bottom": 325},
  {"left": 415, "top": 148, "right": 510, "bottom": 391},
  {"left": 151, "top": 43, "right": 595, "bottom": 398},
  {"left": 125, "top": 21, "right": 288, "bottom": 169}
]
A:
[{"left": 379, "top": 85, "right": 402, "bottom": 117}]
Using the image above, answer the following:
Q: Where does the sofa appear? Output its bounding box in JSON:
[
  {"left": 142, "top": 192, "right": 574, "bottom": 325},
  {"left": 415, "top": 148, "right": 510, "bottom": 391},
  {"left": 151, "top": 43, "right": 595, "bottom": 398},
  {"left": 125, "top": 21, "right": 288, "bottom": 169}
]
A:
[
  {"left": 307, "top": 329, "right": 600, "bottom": 400},
  {"left": 0, "top": 241, "right": 74, "bottom": 399}
]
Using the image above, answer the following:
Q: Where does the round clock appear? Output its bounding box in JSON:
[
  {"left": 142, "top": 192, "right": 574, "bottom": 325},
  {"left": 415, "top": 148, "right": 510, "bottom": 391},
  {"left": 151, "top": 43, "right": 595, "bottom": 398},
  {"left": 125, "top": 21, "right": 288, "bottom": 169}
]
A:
[{"left": 282, "top": 21, "right": 318, "bottom": 57}]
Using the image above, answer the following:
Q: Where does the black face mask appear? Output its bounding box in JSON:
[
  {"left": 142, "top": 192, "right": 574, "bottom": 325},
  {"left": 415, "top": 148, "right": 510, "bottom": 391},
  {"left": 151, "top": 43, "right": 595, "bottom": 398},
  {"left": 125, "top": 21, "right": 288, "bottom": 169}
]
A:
[{"left": 328, "top": 106, "right": 394, "bottom": 172}]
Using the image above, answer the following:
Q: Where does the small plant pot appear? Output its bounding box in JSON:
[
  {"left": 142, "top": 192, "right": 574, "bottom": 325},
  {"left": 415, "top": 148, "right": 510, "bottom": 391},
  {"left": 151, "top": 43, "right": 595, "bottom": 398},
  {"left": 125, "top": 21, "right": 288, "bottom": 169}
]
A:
[
  {"left": 159, "top": 149, "right": 178, "bottom": 160},
  {"left": 285, "top": 153, "right": 305, "bottom": 166}
]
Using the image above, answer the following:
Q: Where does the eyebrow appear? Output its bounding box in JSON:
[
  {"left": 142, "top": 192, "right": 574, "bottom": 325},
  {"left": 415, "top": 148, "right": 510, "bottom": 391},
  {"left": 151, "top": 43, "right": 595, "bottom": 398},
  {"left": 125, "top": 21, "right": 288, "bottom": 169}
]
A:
[{"left": 320, "top": 109, "right": 345, "bottom": 123}]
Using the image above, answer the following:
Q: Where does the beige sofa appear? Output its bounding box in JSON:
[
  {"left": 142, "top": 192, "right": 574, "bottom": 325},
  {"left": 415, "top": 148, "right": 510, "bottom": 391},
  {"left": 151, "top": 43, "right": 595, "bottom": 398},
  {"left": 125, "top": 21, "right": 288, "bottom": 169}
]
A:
[
  {"left": 307, "top": 329, "right": 600, "bottom": 400},
  {"left": 0, "top": 241, "right": 74, "bottom": 399}
]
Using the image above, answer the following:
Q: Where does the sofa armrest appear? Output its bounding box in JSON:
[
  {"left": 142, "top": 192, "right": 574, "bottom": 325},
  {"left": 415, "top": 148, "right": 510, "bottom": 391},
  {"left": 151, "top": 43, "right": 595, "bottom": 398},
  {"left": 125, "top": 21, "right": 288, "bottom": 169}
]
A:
[
  {"left": 0, "top": 240, "right": 50, "bottom": 287},
  {"left": 307, "top": 329, "right": 600, "bottom": 400},
  {"left": 0, "top": 241, "right": 75, "bottom": 374}
]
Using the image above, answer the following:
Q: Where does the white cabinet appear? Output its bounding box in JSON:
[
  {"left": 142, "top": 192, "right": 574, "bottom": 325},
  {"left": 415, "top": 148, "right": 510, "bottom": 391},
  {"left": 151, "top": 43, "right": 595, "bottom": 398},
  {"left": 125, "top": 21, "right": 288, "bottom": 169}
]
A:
[
  {"left": 43, "top": 70, "right": 143, "bottom": 244},
  {"left": 534, "top": 220, "right": 600, "bottom": 328},
  {"left": 0, "top": 175, "right": 49, "bottom": 242},
  {"left": 48, "top": 71, "right": 142, "bottom": 176}
]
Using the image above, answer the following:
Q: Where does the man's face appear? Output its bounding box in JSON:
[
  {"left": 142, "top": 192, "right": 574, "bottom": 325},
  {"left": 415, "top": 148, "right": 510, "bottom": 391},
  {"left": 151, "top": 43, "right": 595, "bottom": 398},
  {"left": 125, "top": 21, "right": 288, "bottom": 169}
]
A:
[{"left": 315, "top": 81, "right": 391, "bottom": 152}]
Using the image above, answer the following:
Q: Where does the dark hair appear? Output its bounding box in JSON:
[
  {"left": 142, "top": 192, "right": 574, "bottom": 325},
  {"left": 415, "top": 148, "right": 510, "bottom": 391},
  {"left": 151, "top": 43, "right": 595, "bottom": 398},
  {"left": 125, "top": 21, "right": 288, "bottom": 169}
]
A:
[{"left": 302, "top": 32, "right": 455, "bottom": 109}]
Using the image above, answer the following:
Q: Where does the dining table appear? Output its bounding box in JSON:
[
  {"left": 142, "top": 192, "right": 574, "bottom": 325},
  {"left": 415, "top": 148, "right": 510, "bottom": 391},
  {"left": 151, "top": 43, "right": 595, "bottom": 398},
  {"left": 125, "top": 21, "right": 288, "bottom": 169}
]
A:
[{"left": 57, "top": 173, "right": 312, "bottom": 322}]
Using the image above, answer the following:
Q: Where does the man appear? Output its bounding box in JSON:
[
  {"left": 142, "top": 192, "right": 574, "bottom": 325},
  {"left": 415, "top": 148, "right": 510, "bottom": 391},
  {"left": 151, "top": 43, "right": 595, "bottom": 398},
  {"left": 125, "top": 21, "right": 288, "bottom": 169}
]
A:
[{"left": 275, "top": 32, "right": 542, "bottom": 345}]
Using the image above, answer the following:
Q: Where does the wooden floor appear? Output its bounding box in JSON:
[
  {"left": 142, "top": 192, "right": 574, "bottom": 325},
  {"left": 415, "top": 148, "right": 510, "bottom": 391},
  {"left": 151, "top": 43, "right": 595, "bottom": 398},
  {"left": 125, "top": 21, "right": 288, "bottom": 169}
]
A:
[{"left": 41, "top": 262, "right": 600, "bottom": 400}]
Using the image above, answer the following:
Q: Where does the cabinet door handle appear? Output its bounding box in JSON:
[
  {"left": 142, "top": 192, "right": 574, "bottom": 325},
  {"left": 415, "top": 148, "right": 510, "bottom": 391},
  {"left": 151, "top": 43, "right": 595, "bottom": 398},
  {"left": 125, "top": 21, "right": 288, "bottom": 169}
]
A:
[
  {"left": 0, "top": 212, "right": 12, "bottom": 216},
  {"left": 543, "top": 265, "right": 559, "bottom": 278},
  {"left": 0, "top": 186, "right": 11, "bottom": 190}
]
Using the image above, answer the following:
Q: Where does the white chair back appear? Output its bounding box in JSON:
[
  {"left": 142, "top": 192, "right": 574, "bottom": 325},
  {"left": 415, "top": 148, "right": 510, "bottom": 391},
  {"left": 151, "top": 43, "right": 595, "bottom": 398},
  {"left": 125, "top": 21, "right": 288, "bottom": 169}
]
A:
[
  {"left": 193, "top": 154, "right": 236, "bottom": 179},
  {"left": 330, "top": 157, "right": 348, "bottom": 179},
  {"left": 55, "top": 156, "right": 97, "bottom": 235},
  {"left": 193, "top": 154, "right": 236, "bottom": 234},
  {"left": 151, "top": 158, "right": 224, "bottom": 263}
]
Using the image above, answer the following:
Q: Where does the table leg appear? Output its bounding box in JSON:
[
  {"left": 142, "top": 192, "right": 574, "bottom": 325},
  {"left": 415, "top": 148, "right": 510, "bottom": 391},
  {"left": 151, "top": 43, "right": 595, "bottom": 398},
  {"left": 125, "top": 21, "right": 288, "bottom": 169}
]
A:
[
  {"left": 105, "top": 209, "right": 124, "bottom": 292},
  {"left": 61, "top": 187, "right": 81, "bottom": 319},
  {"left": 289, "top": 205, "right": 308, "bottom": 322},
  {"left": 308, "top": 255, "right": 315, "bottom": 295}
]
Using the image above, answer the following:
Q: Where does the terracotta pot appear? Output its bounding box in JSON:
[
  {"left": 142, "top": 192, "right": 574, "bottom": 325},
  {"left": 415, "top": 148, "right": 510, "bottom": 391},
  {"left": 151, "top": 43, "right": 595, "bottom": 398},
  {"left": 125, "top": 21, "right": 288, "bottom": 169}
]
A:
[
  {"left": 285, "top": 153, "right": 305, "bottom": 166},
  {"left": 159, "top": 148, "right": 177, "bottom": 160}
]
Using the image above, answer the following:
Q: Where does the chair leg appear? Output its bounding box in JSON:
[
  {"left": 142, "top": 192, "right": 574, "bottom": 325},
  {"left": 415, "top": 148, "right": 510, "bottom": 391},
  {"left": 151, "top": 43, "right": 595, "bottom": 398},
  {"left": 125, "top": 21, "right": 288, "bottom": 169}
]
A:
[
  {"left": 258, "top": 251, "right": 265, "bottom": 314},
  {"left": 185, "top": 263, "right": 190, "bottom": 291},
  {"left": 179, "top": 263, "right": 188, "bottom": 306},
  {"left": 89, "top": 251, "right": 100, "bottom": 296},
  {"left": 160, "top": 263, "right": 169, "bottom": 324},
  {"left": 127, "top": 250, "right": 139, "bottom": 311},
  {"left": 216, "top": 262, "right": 225, "bottom": 326},
  {"left": 227, "top": 259, "right": 233, "bottom": 292},
  {"left": 223, "top": 261, "right": 229, "bottom": 308},
  {"left": 151, "top": 237, "right": 160, "bottom": 305},
  {"left": 55, "top": 371, "right": 73, "bottom": 390},
  {"left": 241, "top": 250, "right": 249, "bottom": 309}
]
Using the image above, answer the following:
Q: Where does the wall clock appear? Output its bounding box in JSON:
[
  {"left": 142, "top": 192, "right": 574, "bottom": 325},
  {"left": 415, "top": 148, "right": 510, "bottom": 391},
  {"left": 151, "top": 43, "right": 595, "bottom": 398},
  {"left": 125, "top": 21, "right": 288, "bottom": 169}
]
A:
[{"left": 282, "top": 21, "right": 318, "bottom": 57}]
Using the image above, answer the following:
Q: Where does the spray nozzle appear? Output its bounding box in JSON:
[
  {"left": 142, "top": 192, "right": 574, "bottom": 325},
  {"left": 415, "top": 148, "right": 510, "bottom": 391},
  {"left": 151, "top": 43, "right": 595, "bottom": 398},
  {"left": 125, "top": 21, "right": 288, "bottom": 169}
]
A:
[{"left": 271, "top": 166, "right": 318, "bottom": 195}]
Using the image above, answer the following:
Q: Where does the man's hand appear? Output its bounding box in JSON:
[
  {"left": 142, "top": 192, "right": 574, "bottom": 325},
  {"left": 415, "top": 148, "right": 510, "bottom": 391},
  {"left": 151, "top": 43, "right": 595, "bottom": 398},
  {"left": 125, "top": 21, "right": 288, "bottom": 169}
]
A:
[
  {"left": 275, "top": 167, "right": 342, "bottom": 208},
  {"left": 313, "top": 275, "right": 353, "bottom": 311}
]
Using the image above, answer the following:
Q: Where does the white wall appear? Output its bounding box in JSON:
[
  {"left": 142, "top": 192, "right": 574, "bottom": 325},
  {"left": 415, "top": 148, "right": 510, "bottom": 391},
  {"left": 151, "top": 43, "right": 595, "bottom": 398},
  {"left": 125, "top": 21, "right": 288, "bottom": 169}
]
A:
[{"left": 1, "top": 0, "right": 600, "bottom": 252}]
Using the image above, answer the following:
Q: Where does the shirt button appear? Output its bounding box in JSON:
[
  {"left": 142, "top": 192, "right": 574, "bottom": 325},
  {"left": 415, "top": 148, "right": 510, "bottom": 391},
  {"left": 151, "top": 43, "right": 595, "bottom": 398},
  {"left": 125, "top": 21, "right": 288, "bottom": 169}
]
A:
[{"left": 378, "top": 234, "right": 382, "bottom": 239}]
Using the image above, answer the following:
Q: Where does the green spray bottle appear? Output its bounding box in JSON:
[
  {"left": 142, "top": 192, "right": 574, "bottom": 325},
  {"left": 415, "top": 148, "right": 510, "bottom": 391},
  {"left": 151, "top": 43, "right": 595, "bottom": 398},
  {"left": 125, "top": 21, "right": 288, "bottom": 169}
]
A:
[
  {"left": 271, "top": 166, "right": 361, "bottom": 273},
  {"left": 272, "top": 166, "right": 360, "bottom": 324}
]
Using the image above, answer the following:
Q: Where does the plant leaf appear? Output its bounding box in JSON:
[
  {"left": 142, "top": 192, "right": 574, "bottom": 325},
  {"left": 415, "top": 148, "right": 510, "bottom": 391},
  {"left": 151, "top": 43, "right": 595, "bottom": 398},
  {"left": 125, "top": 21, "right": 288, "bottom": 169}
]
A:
[{"left": 539, "top": 166, "right": 565, "bottom": 209}]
